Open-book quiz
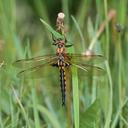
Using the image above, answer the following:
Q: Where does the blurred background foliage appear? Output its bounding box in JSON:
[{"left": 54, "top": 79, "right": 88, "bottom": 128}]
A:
[{"left": 0, "top": 0, "right": 128, "bottom": 128}]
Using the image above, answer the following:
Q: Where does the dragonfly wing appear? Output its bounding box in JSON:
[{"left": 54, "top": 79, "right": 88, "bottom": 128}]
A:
[
  {"left": 71, "top": 63, "right": 105, "bottom": 76},
  {"left": 13, "top": 54, "right": 57, "bottom": 70},
  {"left": 17, "top": 59, "right": 59, "bottom": 79},
  {"left": 65, "top": 53, "right": 105, "bottom": 65}
]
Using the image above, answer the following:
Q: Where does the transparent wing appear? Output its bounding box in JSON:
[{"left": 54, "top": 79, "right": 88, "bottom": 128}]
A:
[
  {"left": 16, "top": 59, "right": 59, "bottom": 79},
  {"left": 65, "top": 53, "right": 105, "bottom": 65},
  {"left": 71, "top": 63, "right": 105, "bottom": 76},
  {"left": 13, "top": 54, "right": 57, "bottom": 70}
]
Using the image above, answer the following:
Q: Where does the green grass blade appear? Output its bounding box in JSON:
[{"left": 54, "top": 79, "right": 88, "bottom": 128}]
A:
[
  {"left": 104, "top": 61, "right": 113, "bottom": 128},
  {"left": 31, "top": 86, "right": 41, "bottom": 128},
  {"left": 12, "top": 86, "right": 31, "bottom": 128},
  {"left": 62, "top": 0, "right": 69, "bottom": 24},
  {"left": 37, "top": 105, "right": 61, "bottom": 128},
  {"left": 71, "top": 15, "right": 86, "bottom": 50},
  {"left": 111, "top": 98, "right": 128, "bottom": 128},
  {"left": 72, "top": 67, "right": 79, "bottom": 128},
  {"left": 80, "top": 99, "right": 100, "bottom": 128},
  {"left": 104, "top": 0, "right": 110, "bottom": 59},
  {"left": 40, "top": 18, "right": 64, "bottom": 39}
]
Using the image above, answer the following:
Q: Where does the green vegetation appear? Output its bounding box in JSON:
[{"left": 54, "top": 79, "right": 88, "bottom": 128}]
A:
[{"left": 0, "top": 0, "right": 128, "bottom": 128}]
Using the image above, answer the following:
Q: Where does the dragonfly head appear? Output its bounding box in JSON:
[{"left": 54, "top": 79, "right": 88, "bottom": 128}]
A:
[
  {"left": 58, "top": 43, "right": 64, "bottom": 48},
  {"left": 53, "top": 39, "right": 65, "bottom": 47}
]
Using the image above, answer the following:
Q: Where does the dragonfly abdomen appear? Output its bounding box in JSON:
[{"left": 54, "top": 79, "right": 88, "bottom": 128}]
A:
[{"left": 59, "top": 66, "right": 66, "bottom": 106}]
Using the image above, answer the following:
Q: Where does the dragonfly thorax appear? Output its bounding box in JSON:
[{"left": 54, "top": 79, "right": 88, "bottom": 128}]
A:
[
  {"left": 53, "top": 38, "right": 66, "bottom": 54},
  {"left": 56, "top": 54, "right": 69, "bottom": 67},
  {"left": 56, "top": 47, "right": 65, "bottom": 54}
]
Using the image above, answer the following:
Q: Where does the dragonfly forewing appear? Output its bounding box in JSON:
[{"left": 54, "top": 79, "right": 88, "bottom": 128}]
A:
[
  {"left": 66, "top": 53, "right": 105, "bottom": 65},
  {"left": 13, "top": 54, "right": 57, "bottom": 70}
]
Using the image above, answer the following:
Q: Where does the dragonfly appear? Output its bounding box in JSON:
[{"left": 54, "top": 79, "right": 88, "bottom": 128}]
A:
[
  {"left": 13, "top": 35, "right": 105, "bottom": 105},
  {"left": 14, "top": 13, "right": 105, "bottom": 105}
]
